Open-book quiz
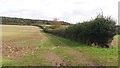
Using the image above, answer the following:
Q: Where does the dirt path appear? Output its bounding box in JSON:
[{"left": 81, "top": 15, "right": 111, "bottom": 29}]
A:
[
  {"left": 64, "top": 47, "right": 96, "bottom": 66},
  {"left": 45, "top": 52, "right": 66, "bottom": 66},
  {"left": 41, "top": 33, "right": 96, "bottom": 66}
]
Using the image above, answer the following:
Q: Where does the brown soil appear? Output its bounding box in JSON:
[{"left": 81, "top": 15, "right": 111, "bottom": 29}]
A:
[
  {"left": 2, "top": 32, "right": 42, "bottom": 60},
  {"left": 2, "top": 41, "right": 39, "bottom": 60}
]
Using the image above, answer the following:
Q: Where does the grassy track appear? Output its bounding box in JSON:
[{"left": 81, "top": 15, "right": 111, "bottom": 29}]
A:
[
  {"left": 44, "top": 33, "right": 118, "bottom": 66},
  {"left": 1, "top": 25, "right": 118, "bottom": 66}
]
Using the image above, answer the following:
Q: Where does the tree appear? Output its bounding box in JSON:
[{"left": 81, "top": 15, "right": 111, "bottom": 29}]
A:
[{"left": 51, "top": 18, "right": 61, "bottom": 29}]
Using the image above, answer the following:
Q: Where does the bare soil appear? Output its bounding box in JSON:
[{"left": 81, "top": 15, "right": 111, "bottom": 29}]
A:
[{"left": 2, "top": 41, "right": 39, "bottom": 60}]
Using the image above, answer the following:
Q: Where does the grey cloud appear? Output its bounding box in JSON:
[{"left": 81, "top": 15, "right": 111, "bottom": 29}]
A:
[{"left": 0, "top": 0, "right": 118, "bottom": 23}]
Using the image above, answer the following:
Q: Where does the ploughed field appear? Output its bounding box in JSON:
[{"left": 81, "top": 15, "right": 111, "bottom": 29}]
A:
[{"left": 0, "top": 25, "right": 118, "bottom": 66}]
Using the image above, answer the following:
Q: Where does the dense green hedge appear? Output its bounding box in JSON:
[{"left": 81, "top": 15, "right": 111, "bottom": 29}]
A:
[{"left": 44, "top": 15, "right": 116, "bottom": 48}]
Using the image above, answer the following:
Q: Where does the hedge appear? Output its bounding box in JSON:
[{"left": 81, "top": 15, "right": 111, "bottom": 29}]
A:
[{"left": 44, "top": 15, "right": 116, "bottom": 48}]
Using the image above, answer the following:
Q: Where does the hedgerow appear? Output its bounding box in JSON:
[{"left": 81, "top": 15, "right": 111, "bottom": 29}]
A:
[{"left": 44, "top": 14, "right": 116, "bottom": 48}]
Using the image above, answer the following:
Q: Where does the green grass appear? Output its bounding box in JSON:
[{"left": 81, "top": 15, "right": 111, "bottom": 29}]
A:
[
  {"left": 2, "top": 59, "right": 17, "bottom": 66},
  {"left": 0, "top": 56, "right": 2, "bottom": 67},
  {"left": 1, "top": 25, "right": 118, "bottom": 66}
]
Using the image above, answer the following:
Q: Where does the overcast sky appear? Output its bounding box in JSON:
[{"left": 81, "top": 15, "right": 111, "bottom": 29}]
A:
[{"left": 0, "top": 0, "right": 119, "bottom": 23}]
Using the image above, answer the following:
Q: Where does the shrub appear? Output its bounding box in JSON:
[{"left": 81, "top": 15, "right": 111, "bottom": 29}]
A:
[{"left": 90, "top": 15, "right": 116, "bottom": 47}]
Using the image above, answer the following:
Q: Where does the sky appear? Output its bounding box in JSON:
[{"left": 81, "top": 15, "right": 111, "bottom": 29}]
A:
[{"left": 0, "top": 0, "right": 119, "bottom": 23}]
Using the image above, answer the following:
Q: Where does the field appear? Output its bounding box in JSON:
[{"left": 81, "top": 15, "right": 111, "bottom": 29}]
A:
[{"left": 0, "top": 25, "right": 118, "bottom": 66}]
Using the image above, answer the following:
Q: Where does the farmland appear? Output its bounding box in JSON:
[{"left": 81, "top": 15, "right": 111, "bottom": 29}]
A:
[{"left": 0, "top": 25, "right": 118, "bottom": 66}]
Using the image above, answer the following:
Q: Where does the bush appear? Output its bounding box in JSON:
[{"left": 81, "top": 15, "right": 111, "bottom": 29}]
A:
[{"left": 89, "top": 15, "right": 116, "bottom": 47}]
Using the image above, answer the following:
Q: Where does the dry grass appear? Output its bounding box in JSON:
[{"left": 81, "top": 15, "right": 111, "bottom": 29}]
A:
[{"left": 1, "top": 25, "right": 39, "bottom": 32}]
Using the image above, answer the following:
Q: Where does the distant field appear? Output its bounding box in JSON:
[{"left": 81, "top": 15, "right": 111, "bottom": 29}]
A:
[
  {"left": 1, "top": 25, "right": 40, "bottom": 38},
  {"left": 111, "top": 35, "right": 119, "bottom": 46},
  {"left": 1, "top": 25, "right": 118, "bottom": 66}
]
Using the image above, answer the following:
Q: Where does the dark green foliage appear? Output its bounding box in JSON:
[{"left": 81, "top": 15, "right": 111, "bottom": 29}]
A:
[
  {"left": 89, "top": 15, "right": 116, "bottom": 47},
  {"left": 44, "top": 14, "right": 116, "bottom": 48}
]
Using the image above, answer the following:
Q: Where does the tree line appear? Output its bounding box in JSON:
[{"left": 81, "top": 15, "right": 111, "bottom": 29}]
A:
[
  {"left": 44, "top": 14, "right": 117, "bottom": 48},
  {"left": 1, "top": 16, "right": 70, "bottom": 26}
]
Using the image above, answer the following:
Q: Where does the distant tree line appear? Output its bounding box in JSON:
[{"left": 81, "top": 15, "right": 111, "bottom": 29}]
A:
[
  {"left": 1, "top": 16, "right": 70, "bottom": 26},
  {"left": 44, "top": 14, "right": 117, "bottom": 48}
]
